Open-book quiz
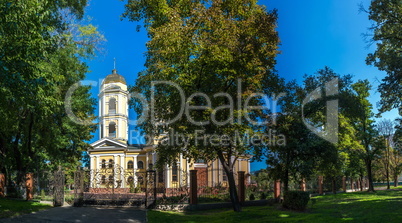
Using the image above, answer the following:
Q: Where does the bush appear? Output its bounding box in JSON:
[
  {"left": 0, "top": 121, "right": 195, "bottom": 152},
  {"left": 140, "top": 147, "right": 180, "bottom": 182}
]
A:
[
  {"left": 249, "top": 193, "right": 255, "bottom": 201},
  {"left": 282, "top": 191, "right": 310, "bottom": 211},
  {"left": 260, "top": 192, "right": 267, "bottom": 200}
]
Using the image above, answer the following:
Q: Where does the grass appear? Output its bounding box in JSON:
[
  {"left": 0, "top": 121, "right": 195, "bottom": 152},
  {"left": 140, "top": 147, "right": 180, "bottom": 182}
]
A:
[
  {"left": 0, "top": 198, "right": 52, "bottom": 219},
  {"left": 148, "top": 187, "right": 402, "bottom": 222}
]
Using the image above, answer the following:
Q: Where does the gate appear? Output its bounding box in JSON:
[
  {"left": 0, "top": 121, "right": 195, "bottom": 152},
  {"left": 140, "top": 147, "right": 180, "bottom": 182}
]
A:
[
  {"left": 52, "top": 169, "right": 65, "bottom": 206},
  {"left": 32, "top": 169, "right": 65, "bottom": 206},
  {"left": 145, "top": 170, "right": 156, "bottom": 208},
  {"left": 73, "top": 163, "right": 150, "bottom": 206}
]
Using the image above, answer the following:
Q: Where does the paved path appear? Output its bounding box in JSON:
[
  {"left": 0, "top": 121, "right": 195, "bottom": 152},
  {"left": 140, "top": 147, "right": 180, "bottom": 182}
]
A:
[{"left": 1, "top": 206, "right": 147, "bottom": 223}]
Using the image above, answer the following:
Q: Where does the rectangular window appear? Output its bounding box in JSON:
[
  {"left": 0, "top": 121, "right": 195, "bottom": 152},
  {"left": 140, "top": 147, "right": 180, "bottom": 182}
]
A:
[
  {"left": 222, "top": 169, "right": 228, "bottom": 181},
  {"left": 172, "top": 164, "right": 178, "bottom": 182}
]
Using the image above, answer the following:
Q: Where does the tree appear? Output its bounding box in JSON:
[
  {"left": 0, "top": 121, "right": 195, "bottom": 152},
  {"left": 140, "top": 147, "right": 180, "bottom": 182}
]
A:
[
  {"left": 349, "top": 80, "right": 381, "bottom": 192},
  {"left": 0, "top": 0, "right": 102, "bottom": 186},
  {"left": 267, "top": 67, "right": 357, "bottom": 192},
  {"left": 124, "top": 0, "right": 280, "bottom": 211},
  {"left": 377, "top": 119, "right": 395, "bottom": 189},
  {"left": 364, "top": 0, "right": 402, "bottom": 114},
  {"left": 391, "top": 118, "right": 402, "bottom": 186}
]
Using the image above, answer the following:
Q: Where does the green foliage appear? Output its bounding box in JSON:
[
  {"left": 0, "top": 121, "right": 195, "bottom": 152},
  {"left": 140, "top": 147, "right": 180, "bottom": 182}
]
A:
[
  {"left": 282, "top": 191, "right": 310, "bottom": 211},
  {"left": 0, "top": 0, "right": 104, "bottom": 183},
  {"left": 124, "top": 0, "right": 281, "bottom": 211},
  {"left": 365, "top": 0, "right": 402, "bottom": 114}
]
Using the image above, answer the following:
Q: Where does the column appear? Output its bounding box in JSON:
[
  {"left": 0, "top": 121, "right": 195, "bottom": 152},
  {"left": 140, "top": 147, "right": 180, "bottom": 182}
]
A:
[
  {"left": 133, "top": 155, "right": 138, "bottom": 187},
  {"left": 96, "top": 155, "right": 100, "bottom": 170},
  {"left": 146, "top": 152, "right": 149, "bottom": 169},
  {"left": 120, "top": 155, "right": 125, "bottom": 188},
  {"left": 114, "top": 155, "right": 118, "bottom": 188},
  {"left": 166, "top": 164, "right": 170, "bottom": 188}
]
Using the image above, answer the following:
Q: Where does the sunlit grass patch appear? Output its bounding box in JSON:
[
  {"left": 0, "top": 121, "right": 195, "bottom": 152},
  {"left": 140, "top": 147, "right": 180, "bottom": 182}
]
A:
[
  {"left": 148, "top": 189, "right": 402, "bottom": 223},
  {"left": 0, "top": 198, "right": 52, "bottom": 219}
]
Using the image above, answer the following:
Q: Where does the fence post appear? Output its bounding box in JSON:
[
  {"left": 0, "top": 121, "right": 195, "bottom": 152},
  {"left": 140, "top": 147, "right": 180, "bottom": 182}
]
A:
[
  {"left": 318, "top": 176, "right": 323, "bottom": 195},
  {"left": 274, "top": 180, "right": 281, "bottom": 202},
  {"left": 0, "top": 173, "right": 5, "bottom": 197},
  {"left": 300, "top": 178, "right": 306, "bottom": 191},
  {"left": 190, "top": 170, "right": 198, "bottom": 205},
  {"left": 342, "top": 176, "right": 346, "bottom": 192},
  {"left": 238, "top": 171, "right": 245, "bottom": 204},
  {"left": 25, "top": 173, "right": 34, "bottom": 201}
]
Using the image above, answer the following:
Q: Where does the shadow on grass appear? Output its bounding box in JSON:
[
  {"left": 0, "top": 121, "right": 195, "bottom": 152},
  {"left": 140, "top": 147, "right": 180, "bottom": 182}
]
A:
[
  {"left": 148, "top": 190, "right": 402, "bottom": 223},
  {"left": 0, "top": 198, "right": 52, "bottom": 219}
]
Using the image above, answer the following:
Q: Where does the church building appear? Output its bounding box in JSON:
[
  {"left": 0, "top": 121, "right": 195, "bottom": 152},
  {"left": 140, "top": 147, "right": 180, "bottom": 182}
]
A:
[{"left": 88, "top": 69, "right": 251, "bottom": 189}]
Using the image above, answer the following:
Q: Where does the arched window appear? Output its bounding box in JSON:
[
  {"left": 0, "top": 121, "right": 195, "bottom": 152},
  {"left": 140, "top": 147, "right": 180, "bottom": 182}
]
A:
[
  {"left": 172, "top": 164, "right": 178, "bottom": 182},
  {"left": 109, "top": 122, "right": 116, "bottom": 138},
  {"left": 101, "top": 159, "right": 106, "bottom": 169},
  {"left": 109, "top": 98, "right": 116, "bottom": 114},
  {"left": 101, "top": 175, "right": 106, "bottom": 184},
  {"left": 127, "top": 161, "right": 134, "bottom": 169},
  {"left": 137, "top": 161, "right": 144, "bottom": 169},
  {"left": 108, "top": 159, "right": 114, "bottom": 168}
]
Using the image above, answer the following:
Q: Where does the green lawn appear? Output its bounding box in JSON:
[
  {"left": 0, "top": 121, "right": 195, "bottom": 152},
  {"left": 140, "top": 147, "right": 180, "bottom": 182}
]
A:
[
  {"left": 148, "top": 188, "right": 402, "bottom": 222},
  {"left": 0, "top": 198, "right": 52, "bottom": 219}
]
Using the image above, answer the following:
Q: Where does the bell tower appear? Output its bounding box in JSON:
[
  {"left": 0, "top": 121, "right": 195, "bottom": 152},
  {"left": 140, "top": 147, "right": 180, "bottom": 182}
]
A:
[{"left": 99, "top": 69, "right": 129, "bottom": 142}]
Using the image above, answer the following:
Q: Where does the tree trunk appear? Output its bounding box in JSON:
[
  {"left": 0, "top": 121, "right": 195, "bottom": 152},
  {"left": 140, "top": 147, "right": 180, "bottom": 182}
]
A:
[
  {"left": 386, "top": 162, "right": 390, "bottom": 189},
  {"left": 217, "top": 152, "right": 241, "bottom": 212},
  {"left": 227, "top": 170, "right": 241, "bottom": 212},
  {"left": 283, "top": 167, "right": 289, "bottom": 192},
  {"left": 366, "top": 159, "right": 375, "bottom": 192},
  {"left": 332, "top": 177, "right": 336, "bottom": 194},
  {"left": 394, "top": 175, "right": 398, "bottom": 187}
]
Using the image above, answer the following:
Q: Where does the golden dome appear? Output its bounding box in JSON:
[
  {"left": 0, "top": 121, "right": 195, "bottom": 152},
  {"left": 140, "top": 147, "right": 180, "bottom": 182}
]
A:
[{"left": 104, "top": 69, "right": 126, "bottom": 85}]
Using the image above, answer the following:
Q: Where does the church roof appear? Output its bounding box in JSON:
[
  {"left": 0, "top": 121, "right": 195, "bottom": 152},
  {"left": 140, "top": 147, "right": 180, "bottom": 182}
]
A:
[{"left": 104, "top": 69, "right": 126, "bottom": 85}]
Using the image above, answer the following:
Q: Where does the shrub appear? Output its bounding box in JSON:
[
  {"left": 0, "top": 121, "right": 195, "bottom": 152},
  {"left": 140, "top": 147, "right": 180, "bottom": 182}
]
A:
[
  {"left": 249, "top": 193, "right": 255, "bottom": 201},
  {"left": 260, "top": 192, "right": 267, "bottom": 200},
  {"left": 282, "top": 191, "right": 310, "bottom": 211}
]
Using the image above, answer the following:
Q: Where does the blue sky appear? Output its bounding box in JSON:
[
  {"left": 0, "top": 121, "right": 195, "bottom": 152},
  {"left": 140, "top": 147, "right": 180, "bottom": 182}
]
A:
[{"left": 84, "top": 0, "right": 400, "bottom": 171}]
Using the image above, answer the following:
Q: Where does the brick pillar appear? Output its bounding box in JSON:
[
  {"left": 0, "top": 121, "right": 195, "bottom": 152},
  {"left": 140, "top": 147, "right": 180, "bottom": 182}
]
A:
[
  {"left": 238, "top": 171, "right": 245, "bottom": 204},
  {"left": 274, "top": 180, "right": 281, "bottom": 201},
  {"left": 318, "top": 176, "right": 323, "bottom": 195},
  {"left": 0, "top": 173, "right": 5, "bottom": 197},
  {"left": 342, "top": 177, "right": 346, "bottom": 192},
  {"left": 300, "top": 178, "right": 306, "bottom": 191},
  {"left": 190, "top": 170, "right": 198, "bottom": 205},
  {"left": 25, "top": 173, "right": 34, "bottom": 201}
]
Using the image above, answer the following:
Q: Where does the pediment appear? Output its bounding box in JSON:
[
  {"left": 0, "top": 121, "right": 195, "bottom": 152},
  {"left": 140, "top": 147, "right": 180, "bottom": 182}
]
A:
[{"left": 90, "top": 138, "right": 127, "bottom": 149}]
